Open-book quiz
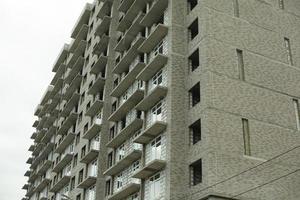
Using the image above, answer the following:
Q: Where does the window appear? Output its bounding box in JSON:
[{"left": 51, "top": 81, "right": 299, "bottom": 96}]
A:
[
  {"left": 107, "top": 152, "right": 113, "bottom": 168},
  {"left": 116, "top": 172, "right": 124, "bottom": 190},
  {"left": 151, "top": 101, "right": 163, "bottom": 122},
  {"left": 86, "top": 101, "right": 91, "bottom": 111},
  {"left": 78, "top": 169, "right": 84, "bottom": 184},
  {"left": 242, "top": 118, "right": 251, "bottom": 156},
  {"left": 233, "top": 0, "right": 240, "bottom": 17},
  {"left": 293, "top": 99, "right": 300, "bottom": 130},
  {"left": 116, "top": 144, "right": 125, "bottom": 161},
  {"left": 73, "top": 154, "right": 78, "bottom": 167},
  {"left": 188, "top": 18, "right": 198, "bottom": 41},
  {"left": 81, "top": 146, "right": 86, "bottom": 158},
  {"left": 236, "top": 49, "right": 245, "bottom": 81},
  {"left": 78, "top": 112, "right": 83, "bottom": 123},
  {"left": 150, "top": 136, "right": 162, "bottom": 160},
  {"left": 112, "top": 101, "right": 117, "bottom": 113},
  {"left": 75, "top": 133, "right": 80, "bottom": 145},
  {"left": 105, "top": 180, "right": 111, "bottom": 196},
  {"left": 190, "top": 159, "right": 202, "bottom": 186},
  {"left": 148, "top": 172, "right": 162, "bottom": 199},
  {"left": 151, "top": 70, "right": 163, "bottom": 86},
  {"left": 76, "top": 194, "right": 81, "bottom": 200},
  {"left": 109, "top": 125, "right": 115, "bottom": 140},
  {"left": 84, "top": 123, "right": 89, "bottom": 133},
  {"left": 70, "top": 176, "right": 75, "bottom": 190},
  {"left": 188, "top": 49, "right": 199, "bottom": 71},
  {"left": 189, "top": 119, "right": 201, "bottom": 145},
  {"left": 187, "top": 0, "right": 198, "bottom": 11},
  {"left": 189, "top": 82, "right": 200, "bottom": 107},
  {"left": 284, "top": 37, "right": 293, "bottom": 65},
  {"left": 279, "top": 0, "right": 284, "bottom": 9}
]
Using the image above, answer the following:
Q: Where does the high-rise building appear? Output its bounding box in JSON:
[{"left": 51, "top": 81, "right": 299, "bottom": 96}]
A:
[{"left": 22, "top": 0, "right": 300, "bottom": 200}]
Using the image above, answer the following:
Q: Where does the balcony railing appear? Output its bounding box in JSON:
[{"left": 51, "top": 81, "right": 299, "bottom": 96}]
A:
[{"left": 83, "top": 116, "right": 102, "bottom": 140}]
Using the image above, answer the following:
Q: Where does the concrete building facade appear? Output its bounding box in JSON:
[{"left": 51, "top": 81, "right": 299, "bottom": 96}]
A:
[{"left": 22, "top": 0, "right": 300, "bottom": 200}]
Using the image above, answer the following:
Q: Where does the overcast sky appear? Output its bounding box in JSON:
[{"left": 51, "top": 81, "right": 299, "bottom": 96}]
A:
[{"left": 0, "top": 0, "right": 93, "bottom": 199}]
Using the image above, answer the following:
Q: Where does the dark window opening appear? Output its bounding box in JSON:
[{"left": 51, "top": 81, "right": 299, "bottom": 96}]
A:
[
  {"left": 188, "top": 18, "right": 198, "bottom": 41},
  {"left": 189, "top": 119, "right": 201, "bottom": 144},
  {"left": 190, "top": 159, "right": 202, "bottom": 186},
  {"left": 189, "top": 82, "right": 200, "bottom": 107},
  {"left": 189, "top": 49, "right": 199, "bottom": 71},
  {"left": 188, "top": 0, "right": 198, "bottom": 11}
]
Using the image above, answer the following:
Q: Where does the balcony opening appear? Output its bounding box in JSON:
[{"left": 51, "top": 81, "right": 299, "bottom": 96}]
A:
[
  {"left": 188, "top": 49, "right": 199, "bottom": 72},
  {"left": 190, "top": 159, "right": 202, "bottom": 186},
  {"left": 189, "top": 119, "right": 201, "bottom": 145},
  {"left": 188, "top": 18, "right": 198, "bottom": 41},
  {"left": 189, "top": 82, "right": 200, "bottom": 107},
  {"left": 188, "top": 0, "right": 198, "bottom": 11},
  {"left": 76, "top": 194, "right": 81, "bottom": 200}
]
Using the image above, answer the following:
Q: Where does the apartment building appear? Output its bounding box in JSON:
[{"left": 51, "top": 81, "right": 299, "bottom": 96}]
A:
[{"left": 22, "top": 0, "right": 300, "bottom": 200}]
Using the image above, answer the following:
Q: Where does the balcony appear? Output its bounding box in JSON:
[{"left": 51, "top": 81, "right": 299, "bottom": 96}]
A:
[
  {"left": 39, "top": 142, "right": 55, "bottom": 160},
  {"left": 93, "top": 34, "right": 110, "bottom": 55},
  {"left": 22, "top": 183, "right": 29, "bottom": 190},
  {"left": 108, "top": 180, "right": 140, "bottom": 200},
  {"left": 111, "top": 62, "right": 145, "bottom": 97},
  {"left": 52, "top": 78, "right": 64, "bottom": 95},
  {"left": 43, "top": 115, "right": 56, "bottom": 129},
  {"left": 54, "top": 132, "right": 76, "bottom": 154},
  {"left": 64, "top": 56, "right": 84, "bottom": 84},
  {"left": 38, "top": 102, "right": 50, "bottom": 117},
  {"left": 117, "top": 0, "right": 146, "bottom": 32},
  {"left": 140, "top": 0, "right": 168, "bottom": 27},
  {"left": 136, "top": 54, "right": 167, "bottom": 81},
  {"left": 115, "top": 12, "right": 145, "bottom": 52},
  {"left": 41, "top": 126, "right": 56, "bottom": 143},
  {"left": 85, "top": 95, "right": 104, "bottom": 117},
  {"left": 133, "top": 121, "right": 167, "bottom": 144},
  {"left": 30, "top": 157, "right": 40, "bottom": 170},
  {"left": 52, "top": 44, "right": 69, "bottom": 73},
  {"left": 26, "top": 157, "right": 33, "bottom": 164},
  {"left": 136, "top": 86, "right": 167, "bottom": 111},
  {"left": 56, "top": 112, "right": 78, "bottom": 135},
  {"left": 80, "top": 143, "right": 99, "bottom": 164},
  {"left": 66, "top": 40, "right": 87, "bottom": 68},
  {"left": 52, "top": 153, "right": 73, "bottom": 173},
  {"left": 50, "top": 173, "right": 71, "bottom": 192},
  {"left": 69, "top": 24, "right": 89, "bottom": 52},
  {"left": 104, "top": 149, "right": 142, "bottom": 176},
  {"left": 35, "top": 178, "right": 51, "bottom": 193},
  {"left": 46, "top": 96, "right": 60, "bottom": 115},
  {"left": 118, "top": 0, "right": 134, "bottom": 12},
  {"left": 34, "top": 128, "right": 47, "bottom": 143},
  {"left": 32, "top": 143, "right": 45, "bottom": 156},
  {"left": 28, "top": 171, "right": 38, "bottom": 183},
  {"left": 87, "top": 75, "right": 106, "bottom": 95},
  {"left": 107, "top": 118, "right": 143, "bottom": 148},
  {"left": 37, "top": 160, "right": 52, "bottom": 175},
  {"left": 28, "top": 144, "right": 35, "bottom": 152},
  {"left": 25, "top": 186, "right": 35, "bottom": 197},
  {"left": 113, "top": 36, "right": 145, "bottom": 74},
  {"left": 60, "top": 93, "right": 80, "bottom": 117},
  {"left": 34, "top": 104, "right": 43, "bottom": 116},
  {"left": 108, "top": 89, "right": 144, "bottom": 122},
  {"left": 50, "top": 63, "right": 66, "bottom": 86},
  {"left": 132, "top": 159, "right": 166, "bottom": 179},
  {"left": 24, "top": 170, "right": 31, "bottom": 177},
  {"left": 32, "top": 120, "right": 39, "bottom": 128},
  {"left": 90, "top": 54, "right": 108, "bottom": 75},
  {"left": 138, "top": 24, "right": 168, "bottom": 53},
  {"left": 97, "top": 0, "right": 112, "bottom": 19},
  {"left": 63, "top": 74, "right": 82, "bottom": 100},
  {"left": 83, "top": 117, "right": 102, "bottom": 140},
  {"left": 77, "top": 175, "right": 97, "bottom": 189},
  {"left": 95, "top": 16, "right": 112, "bottom": 37},
  {"left": 71, "top": 3, "right": 93, "bottom": 38}
]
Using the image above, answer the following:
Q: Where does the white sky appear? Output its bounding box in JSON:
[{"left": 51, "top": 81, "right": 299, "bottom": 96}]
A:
[{"left": 0, "top": 0, "right": 93, "bottom": 199}]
